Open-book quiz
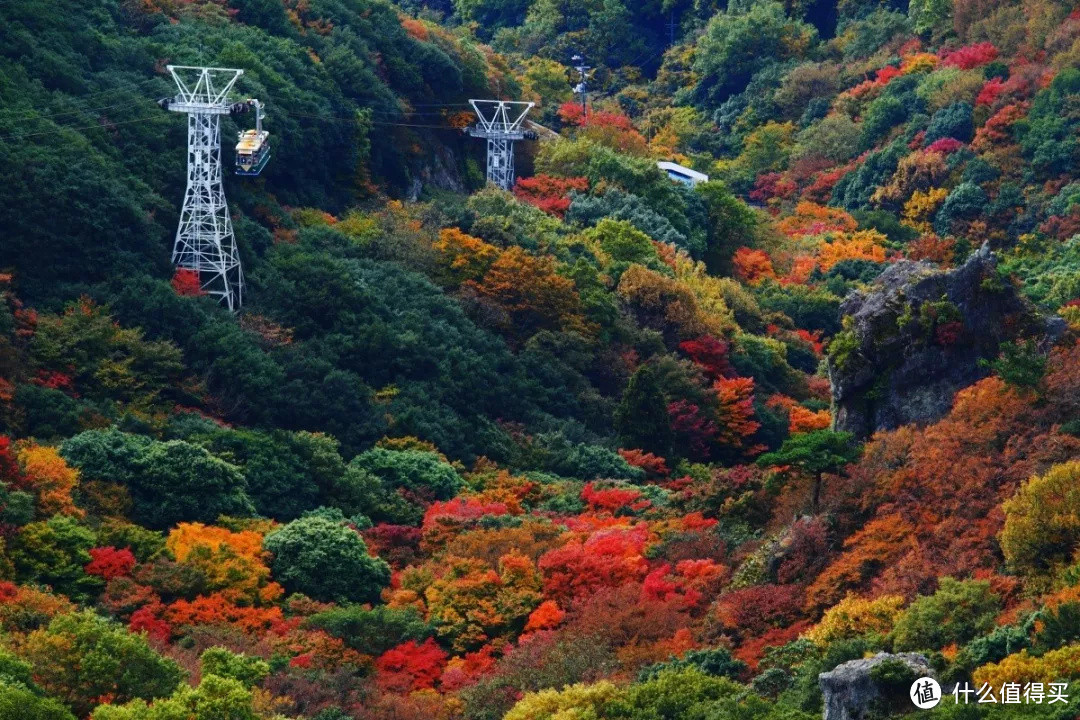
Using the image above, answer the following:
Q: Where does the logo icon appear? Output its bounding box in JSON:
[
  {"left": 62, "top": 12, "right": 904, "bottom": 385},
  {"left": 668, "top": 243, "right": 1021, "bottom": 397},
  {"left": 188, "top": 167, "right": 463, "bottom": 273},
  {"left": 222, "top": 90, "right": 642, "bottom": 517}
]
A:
[{"left": 910, "top": 677, "right": 942, "bottom": 709}]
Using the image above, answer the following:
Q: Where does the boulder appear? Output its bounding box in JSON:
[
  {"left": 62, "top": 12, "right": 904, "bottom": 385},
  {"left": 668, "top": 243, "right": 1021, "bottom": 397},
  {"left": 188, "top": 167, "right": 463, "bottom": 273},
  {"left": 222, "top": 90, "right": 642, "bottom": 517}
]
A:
[
  {"left": 819, "top": 652, "right": 933, "bottom": 720},
  {"left": 828, "top": 244, "right": 1065, "bottom": 438}
]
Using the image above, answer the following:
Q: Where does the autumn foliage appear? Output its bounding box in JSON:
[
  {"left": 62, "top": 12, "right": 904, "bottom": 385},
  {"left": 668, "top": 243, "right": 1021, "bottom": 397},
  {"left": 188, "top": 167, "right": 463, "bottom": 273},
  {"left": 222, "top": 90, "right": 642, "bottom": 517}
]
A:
[
  {"left": 85, "top": 547, "right": 136, "bottom": 580},
  {"left": 376, "top": 638, "right": 448, "bottom": 691},
  {"left": 732, "top": 248, "right": 775, "bottom": 284},
  {"left": 4, "top": 3, "right": 1080, "bottom": 717},
  {"left": 513, "top": 175, "right": 588, "bottom": 217},
  {"left": 16, "top": 443, "right": 82, "bottom": 518},
  {"left": 170, "top": 268, "right": 204, "bottom": 296}
]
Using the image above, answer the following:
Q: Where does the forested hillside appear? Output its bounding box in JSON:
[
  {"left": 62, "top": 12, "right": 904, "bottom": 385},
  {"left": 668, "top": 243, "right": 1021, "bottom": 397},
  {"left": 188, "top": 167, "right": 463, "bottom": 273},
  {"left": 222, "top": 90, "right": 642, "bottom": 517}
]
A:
[{"left": 2, "top": 0, "right": 1080, "bottom": 718}]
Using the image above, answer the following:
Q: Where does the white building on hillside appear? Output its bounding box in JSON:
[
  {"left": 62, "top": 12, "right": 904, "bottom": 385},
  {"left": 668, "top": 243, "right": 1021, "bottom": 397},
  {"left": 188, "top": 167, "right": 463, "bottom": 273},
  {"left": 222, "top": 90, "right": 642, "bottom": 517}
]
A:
[{"left": 657, "top": 161, "right": 709, "bottom": 186}]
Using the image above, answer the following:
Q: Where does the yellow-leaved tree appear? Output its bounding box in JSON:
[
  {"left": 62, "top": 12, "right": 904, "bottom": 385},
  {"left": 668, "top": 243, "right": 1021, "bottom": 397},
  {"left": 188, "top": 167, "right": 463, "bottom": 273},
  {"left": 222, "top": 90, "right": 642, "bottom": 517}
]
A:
[
  {"left": 973, "top": 646, "right": 1080, "bottom": 688},
  {"left": 1001, "top": 461, "right": 1080, "bottom": 583},
  {"left": 804, "top": 593, "right": 906, "bottom": 646},
  {"left": 504, "top": 681, "right": 620, "bottom": 720}
]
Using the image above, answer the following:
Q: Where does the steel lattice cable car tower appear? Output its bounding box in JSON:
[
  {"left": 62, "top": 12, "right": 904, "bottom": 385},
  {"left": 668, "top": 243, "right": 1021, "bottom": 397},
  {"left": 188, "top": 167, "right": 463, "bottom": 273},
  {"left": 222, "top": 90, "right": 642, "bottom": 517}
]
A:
[
  {"left": 464, "top": 100, "right": 536, "bottom": 190},
  {"left": 161, "top": 65, "right": 246, "bottom": 311}
]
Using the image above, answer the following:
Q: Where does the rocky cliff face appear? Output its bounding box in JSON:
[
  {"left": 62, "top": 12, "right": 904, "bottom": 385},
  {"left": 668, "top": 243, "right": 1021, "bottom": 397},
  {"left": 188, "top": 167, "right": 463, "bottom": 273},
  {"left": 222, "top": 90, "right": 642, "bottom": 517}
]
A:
[
  {"left": 828, "top": 244, "right": 1064, "bottom": 439},
  {"left": 406, "top": 141, "right": 470, "bottom": 201}
]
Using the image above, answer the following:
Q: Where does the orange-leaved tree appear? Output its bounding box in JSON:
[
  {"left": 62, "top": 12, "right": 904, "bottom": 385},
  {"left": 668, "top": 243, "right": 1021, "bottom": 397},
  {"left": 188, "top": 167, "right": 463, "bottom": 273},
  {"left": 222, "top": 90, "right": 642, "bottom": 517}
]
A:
[
  {"left": 433, "top": 227, "right": 500, "bottom": 286},
  {"left": 466, "top": 247, "right": 592, "bottom": 343},
  {"left": 714, "top": 376, "right": 761, "bottom": 453},
  {"left": 166, "top": 523, "right": 281, "bottom": 605},
  {"left": 732, "top": 248, "right": 776, "bottom": 284},
  {"left": 16, "top": 443, "right": 82, "bottom": 518}
]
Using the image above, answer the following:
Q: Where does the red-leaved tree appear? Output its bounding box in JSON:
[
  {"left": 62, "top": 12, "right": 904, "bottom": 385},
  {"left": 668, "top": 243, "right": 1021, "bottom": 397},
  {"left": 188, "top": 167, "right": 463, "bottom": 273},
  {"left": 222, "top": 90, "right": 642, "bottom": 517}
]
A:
[
  {"left": 376, "top": 638, "right": 449, "bottom": 692},
  {"left": 513, "top": 175, "right": 588, "bottom": 218},
  {"left": 85, "top": 546, "right": 137, "bottom": 580},
  {"left": 679, "top": 335, "right": 734, "bottom": 380},
  {"left": 171, "top": 268, "right": 205, "bottom": 296}
]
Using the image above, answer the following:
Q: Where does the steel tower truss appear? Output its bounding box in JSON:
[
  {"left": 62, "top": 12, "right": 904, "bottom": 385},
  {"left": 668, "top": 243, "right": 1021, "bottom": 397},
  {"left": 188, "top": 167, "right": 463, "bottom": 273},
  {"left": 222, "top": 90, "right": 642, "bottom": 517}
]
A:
[
  {"left": 465, "top": 100, "right": 535, "bottom": 190},
  {"left": 166, "top": 65, "right": 245, "bottom": 311}
]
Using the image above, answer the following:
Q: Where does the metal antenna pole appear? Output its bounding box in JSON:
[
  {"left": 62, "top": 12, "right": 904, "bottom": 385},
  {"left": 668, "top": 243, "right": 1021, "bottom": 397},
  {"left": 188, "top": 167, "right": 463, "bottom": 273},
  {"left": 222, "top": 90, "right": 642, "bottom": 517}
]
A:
[
  {"left": 464, "top": 100, "right": 536, "bottom": 190},
  {"left": 163, "top": 65, "right": 245, "bottom": 311}
]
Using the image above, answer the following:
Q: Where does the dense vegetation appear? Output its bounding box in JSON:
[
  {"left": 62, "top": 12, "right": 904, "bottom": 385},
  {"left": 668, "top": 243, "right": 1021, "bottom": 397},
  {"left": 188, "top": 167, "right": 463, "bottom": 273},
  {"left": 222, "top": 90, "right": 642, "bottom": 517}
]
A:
[{"left": 2, "top": 0, "right": 1080, "bottom": 718}]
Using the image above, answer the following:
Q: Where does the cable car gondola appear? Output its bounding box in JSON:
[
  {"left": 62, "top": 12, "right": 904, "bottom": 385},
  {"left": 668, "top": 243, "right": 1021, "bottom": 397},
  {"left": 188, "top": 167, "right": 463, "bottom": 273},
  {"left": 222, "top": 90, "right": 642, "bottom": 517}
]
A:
[{"left": 233, "top": 99, "right": 269, "bottom": 176}]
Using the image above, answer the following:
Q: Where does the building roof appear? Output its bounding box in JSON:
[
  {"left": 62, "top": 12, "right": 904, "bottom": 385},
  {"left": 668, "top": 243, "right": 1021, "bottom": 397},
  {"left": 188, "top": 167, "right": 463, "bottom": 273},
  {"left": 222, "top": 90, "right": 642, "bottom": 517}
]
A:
[{"left": 657, "top": 161, "right": 709, "bottom": 183}]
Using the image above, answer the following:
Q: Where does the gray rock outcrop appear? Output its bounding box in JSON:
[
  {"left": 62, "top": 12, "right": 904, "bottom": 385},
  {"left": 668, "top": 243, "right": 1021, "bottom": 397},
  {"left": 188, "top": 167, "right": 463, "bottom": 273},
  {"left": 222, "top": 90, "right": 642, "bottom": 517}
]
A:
[
  {"left": 406, "top": 142, "right": 467, "bottom": 200},
  {"left": 828, "top": 244, "right": 1065, "bottom": 438},
  {"left": 819, "top": 652, "right": 934, "bottom": 720}
]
